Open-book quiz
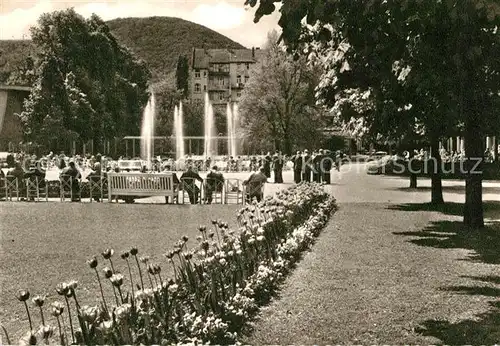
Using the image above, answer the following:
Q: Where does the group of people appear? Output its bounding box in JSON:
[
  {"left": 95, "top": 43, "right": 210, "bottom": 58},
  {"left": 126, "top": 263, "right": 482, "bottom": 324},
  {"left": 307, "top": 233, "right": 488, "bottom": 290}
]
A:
[{"left": 290, "top": 149, "right": 341, "bottom": 184}]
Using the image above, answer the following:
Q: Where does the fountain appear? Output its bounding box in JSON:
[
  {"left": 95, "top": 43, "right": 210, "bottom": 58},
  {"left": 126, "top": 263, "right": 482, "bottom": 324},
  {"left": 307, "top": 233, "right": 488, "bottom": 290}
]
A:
[
  {"left": 203, "top": 92, "right": 216, "bottom": 158},
  {"left": 140, "top": 93, "right": 156, "bottom": 170},
  {"left": 227, "top": 102, "right": 239, "bottom": 157},
  {"left": 173, "top": 102, "right": 185, "bottom": 159}
]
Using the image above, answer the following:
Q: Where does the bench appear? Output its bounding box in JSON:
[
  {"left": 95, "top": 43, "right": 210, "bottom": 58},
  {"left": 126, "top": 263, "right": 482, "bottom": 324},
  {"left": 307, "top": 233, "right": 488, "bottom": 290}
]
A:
[{"left": 107, "top": 172, "right": 177, "bottom": 203}]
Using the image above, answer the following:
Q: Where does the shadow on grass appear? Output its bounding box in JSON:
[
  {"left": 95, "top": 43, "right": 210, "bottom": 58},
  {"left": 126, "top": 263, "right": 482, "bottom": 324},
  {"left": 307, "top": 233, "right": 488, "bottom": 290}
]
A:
[
  {"left": 415, "top": 276, "right": 500, "bottom": 344},
  {"left": 415, "top": 301, "right": 500, "bottom": 344},
  {"left": 393, "top": 220, "right": 500, "bottom": 264},
  {"left": 388, "top": 201, "right": 500, "bottom": 219},
  {"left": 392, "top": 185, "right": 500, "bottom": 194}
]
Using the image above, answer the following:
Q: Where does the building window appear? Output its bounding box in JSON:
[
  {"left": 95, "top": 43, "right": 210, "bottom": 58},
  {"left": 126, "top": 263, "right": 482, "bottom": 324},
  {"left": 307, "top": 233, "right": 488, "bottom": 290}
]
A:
[
  {"left": 194, "top": 83, "right": 201, "bottom": 93},
  {"left": 203, "top": 85, "right": 207, "bottom": 91},
  {"left": 218, "top": 77, "right": 224, "bottom": 86},
  {"left": 244, "top": 76, "right": 249, "bottom": 83},
  {"left": 246, "top": 63, "right": 250, "bottom": 69},
  {"left": 203, "top": 71, "right": 207, "bottom": 77},
  {"left": 236, "top": 75, "right": 241, "bottom": 84},
  {"left": 237, "top": 92, "right": 242, "bottom": 97},
  {"left": 195, "top": 69, "right": 200, "bottom": 78},
  {"left": 237, "top": 63, "right": 241, "bottom": 68},
  {"left": 219, "top": 92, "right": 224, "bottom": 100}
]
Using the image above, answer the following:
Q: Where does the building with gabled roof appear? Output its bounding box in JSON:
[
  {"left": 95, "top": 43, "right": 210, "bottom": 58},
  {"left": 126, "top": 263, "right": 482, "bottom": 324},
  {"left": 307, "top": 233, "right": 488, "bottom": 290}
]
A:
[{"left": 190, "top": 47, "right": 264, "bottom": 104}]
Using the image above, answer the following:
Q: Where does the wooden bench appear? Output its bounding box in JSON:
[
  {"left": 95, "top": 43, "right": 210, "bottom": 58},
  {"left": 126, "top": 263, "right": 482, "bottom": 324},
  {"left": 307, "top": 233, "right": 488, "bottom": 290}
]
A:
[{"left": 107, "top": 172, "right": 177, "bottom": 203}]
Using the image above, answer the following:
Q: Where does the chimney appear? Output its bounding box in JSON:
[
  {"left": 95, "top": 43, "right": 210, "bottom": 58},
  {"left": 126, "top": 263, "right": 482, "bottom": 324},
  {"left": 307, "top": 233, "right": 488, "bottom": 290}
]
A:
[{"left": 252, "top": 47, "right": 255, "bottom": 58}]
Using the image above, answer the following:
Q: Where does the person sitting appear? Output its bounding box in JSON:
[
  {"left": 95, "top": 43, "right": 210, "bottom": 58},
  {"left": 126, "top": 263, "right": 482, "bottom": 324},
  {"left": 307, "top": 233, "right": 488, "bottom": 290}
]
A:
[
  {"left": 204, "top": 166, "right": 225, "bottom": 204},
  {"left": 24, "top": 161, "right": 47, "bottom": 200},
  {"left": 61, "top": 161, "right": 82, "bottom": 202},
  {"left": 7, "top": 161, "right": 25, "bottom": 181},
  {"left": 180, "top": 165, "right": 203, "bottom": 204},
  {"left": 243, "top": 166, "right": 267, "bottom": 202}
]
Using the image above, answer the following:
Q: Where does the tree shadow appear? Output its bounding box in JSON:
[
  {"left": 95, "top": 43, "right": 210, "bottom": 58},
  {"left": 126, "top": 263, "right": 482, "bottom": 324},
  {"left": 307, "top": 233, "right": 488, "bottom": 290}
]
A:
[
  {"left": 388, "top": 201, "right": 500, "bottom": 219},
  {"left": 393, "top": 220, "right": 500, "bottom": 265},
  {"left": 415, "top": 301, "right": 500, "bottom": 344},
  {"left": 392, "top": 185, "right": 500, "bottom": 194},
  {"left": 415, "top": 276, "right": 500, "bottom": 344}
]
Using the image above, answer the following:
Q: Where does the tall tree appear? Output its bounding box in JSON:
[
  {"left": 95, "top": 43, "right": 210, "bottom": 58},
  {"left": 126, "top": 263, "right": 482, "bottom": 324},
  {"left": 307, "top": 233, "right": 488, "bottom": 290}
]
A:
[
  {"left": 17, "top": 9, "right": 151, "bottom": 152},
  {"left": 239, "top": 31, "right": 325, "bottom": 154},
  {"left": 247, "top": 0, "right": 500, "bottom": 228},
  {"left": 176, "top": 55, "right": 189, "bottom": 99}
]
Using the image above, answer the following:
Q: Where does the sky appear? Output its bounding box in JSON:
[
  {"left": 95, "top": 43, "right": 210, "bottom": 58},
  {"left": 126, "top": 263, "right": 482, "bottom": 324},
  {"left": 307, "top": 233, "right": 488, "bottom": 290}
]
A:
[{"left": 0, "top": 0, "right": 281, "bottom": 47}]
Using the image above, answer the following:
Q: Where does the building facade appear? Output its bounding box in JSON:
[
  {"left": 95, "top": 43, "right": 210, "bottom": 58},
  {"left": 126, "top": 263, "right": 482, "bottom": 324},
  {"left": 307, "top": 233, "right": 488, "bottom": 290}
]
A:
[
  {"left": 0, "top": 85, "right": 30, "bottom": 151},
  {"left": 190, "top": 48, "right": 263, "bottom": 105}
]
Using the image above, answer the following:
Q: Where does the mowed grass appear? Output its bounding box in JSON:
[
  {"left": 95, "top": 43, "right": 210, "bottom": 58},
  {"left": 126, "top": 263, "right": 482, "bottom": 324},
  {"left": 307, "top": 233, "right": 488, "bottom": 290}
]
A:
[{"left": 0, "top": 202, "right": 240, "bottom": 341}]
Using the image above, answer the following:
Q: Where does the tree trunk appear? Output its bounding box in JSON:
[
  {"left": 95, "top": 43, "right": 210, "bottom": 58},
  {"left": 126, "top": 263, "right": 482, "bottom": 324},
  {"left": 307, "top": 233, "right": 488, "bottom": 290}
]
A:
[
  {"left": 463, "top": 131, "right": 484, "bottom": 228},
  {"left": 283, "top": 135, "right": 293, "bottom": 155},
  {"left": 430, "top": 136, "right": 444, "bottom": 204},
  {"left": 410, "top": 173, "right": 417, "bottom": 188}
]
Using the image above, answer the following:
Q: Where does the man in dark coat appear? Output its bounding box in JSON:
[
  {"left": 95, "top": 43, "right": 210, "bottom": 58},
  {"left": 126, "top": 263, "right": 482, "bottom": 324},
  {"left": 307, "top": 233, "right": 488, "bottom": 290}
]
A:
[
  {"left": 180, "top": 166, "right": 203, "bottom": 204},
  {"left": 312, "top": 150, "right": 324, "bottom": 183},
  {"left": 61, "top": 161, "right": 82, "bottom": 201},
  {"left": 204, "top": 166, "right": 225, "bottom": 204},
  {"left": 292, "top": 150, "right": 302, "bottom": 183},
  {"left": 322, "top": 150, "right": 333, "bottom": 184},
  {"left": 272, "top": 151, "right": 283, "bottom": 183},
  {"left": 263, "top": 152, "right": 272, "bottom": 178},
  {"left": 302, "top": 150, "right": 312, "bottom": 182},
  {"left": 243, "top": 167, "right": 267, "bottom": 202}
]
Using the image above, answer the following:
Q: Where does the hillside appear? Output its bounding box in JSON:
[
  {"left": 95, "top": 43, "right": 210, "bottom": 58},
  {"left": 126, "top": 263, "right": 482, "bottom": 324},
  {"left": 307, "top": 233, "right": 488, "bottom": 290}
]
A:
[{"left": 0, "top": 16, "right": 245, "bottom": 87}]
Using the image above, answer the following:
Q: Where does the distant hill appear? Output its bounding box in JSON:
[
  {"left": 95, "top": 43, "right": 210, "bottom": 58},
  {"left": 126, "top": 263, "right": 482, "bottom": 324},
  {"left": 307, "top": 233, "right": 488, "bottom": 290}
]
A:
[{"left": 0, "top": 16, "right": 245, "bottom": 88}]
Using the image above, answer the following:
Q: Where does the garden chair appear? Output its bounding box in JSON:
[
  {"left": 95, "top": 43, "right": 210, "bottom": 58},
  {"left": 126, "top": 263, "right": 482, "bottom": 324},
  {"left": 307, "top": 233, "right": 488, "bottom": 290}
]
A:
[
  {"left": 202, "top": 178, "right": 224, "bottom": 204},
  {"left": 60, "top": 175, "right": 81, "bottom": 202},
  {"left": 25, "top": 176, "right": 48, "bottom": 202},
  {"left": 224, "top": 178, "right": 244, "bottom": 204},
  {"left": 5, "top": 176, "right": 21, "bottom": 201},
  {"left": 88, "top": 175, "right": 105, "bottom": 202},
  {"left": 180, "top": 177, "right": 201, "bottom": 204},
  {"left": 244, "top": 181, "right": 265, "bottom": 204}
]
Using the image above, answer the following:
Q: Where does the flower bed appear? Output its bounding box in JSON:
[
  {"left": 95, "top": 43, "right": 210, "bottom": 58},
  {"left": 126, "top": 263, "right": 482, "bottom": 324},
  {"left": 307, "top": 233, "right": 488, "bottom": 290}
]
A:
[{"left": 5, "top": 183, "right": 337, "bottom": 345}]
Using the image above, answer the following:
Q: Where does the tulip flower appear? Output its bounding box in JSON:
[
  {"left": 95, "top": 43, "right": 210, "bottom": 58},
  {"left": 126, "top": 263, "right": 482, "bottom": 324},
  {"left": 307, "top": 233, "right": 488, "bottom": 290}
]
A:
[
  {"left": 130, "top": 247, "right": 138, "bottom": 256},
  {"left": 86, "top": 257, "right": 98, "bottom": 269},
  {"left": 17, "top": 290, "right": 33, "bottom": 331}
]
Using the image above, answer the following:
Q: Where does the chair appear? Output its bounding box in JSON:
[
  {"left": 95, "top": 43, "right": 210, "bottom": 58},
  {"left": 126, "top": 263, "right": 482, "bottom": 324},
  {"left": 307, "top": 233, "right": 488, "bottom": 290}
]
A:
[
  {"left": 5, "top": 176, "right": 20, "bottom": 201},
  {"left": 224, "top": 179, "right": 244, "bottom": 204},
  {"left": 25, "top": 176, "right": 48, "bottom": 202},
  {"left": 88, "top": 175, "right": 105, "bottom": 202},
  {"left": 244, "top": 181, "right": 265, "bottom": 204},
  {"left": 203, "top": 178, "right": 224, "bottom": 204},
  {"left": 60, "top": 175, "right": 81, "bottom": 202},
  {"left": 180, "top": 177, "right": 201, "bottom": 204}
]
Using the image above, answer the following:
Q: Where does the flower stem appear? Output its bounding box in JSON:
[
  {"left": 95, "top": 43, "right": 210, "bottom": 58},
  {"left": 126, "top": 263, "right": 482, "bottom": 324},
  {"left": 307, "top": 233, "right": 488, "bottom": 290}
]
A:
[
  {"left": 94, "top": 268, "right": 109, "bottom": 313},
  {"left": 23, "top": 301, "right": 33, "bottom": 331},
  {"left": 39, "top": 306, "right": 45, "bottom": 326},
  {"left": 134, "top": 256, "right": 145, "bottom": 289},
  {"left": 64, "top": 296, "right": 75, "bottom": 343},
  {"left": 125, "top": 259, "right": 135, "bottom": 300},
  {"left": 112, "top": 286, "right": 120, "bottom": 305},
  {"left": 56, "top": 316, "right": 64, "bottom": 346},
  {"left": 117, "top": 286, "right": 125, "bottom": 304}
]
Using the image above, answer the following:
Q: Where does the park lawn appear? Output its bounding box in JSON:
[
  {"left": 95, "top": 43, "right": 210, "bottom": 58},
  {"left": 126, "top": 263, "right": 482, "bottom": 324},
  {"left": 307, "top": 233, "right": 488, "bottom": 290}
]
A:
[
  {"left": 243, "top": 202, "right": 500, "bottom": 344},
  {"left": 0, "top": 201, "right": 240, "bottom": 341}
]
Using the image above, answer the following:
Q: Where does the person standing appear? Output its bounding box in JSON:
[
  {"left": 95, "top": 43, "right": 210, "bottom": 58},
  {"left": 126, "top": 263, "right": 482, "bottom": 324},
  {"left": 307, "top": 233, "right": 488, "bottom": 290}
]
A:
[
  {"left": 272, "top": 151, "right": 283, "bottom": 183},
  {"left": 322, "top": 150, "right": 333, "bottom": 184},
  {"left": 292, "top": 150, "right": 302, "bottom": 183},
  {"left": 263, "top": 152, "right": 272, "bottom": 178},
  {"left": 302, "top": 149, "right": 311, "bottom": 182},
  {"left": 313, "top": 150, "right": 323, "bottom": 183}
]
